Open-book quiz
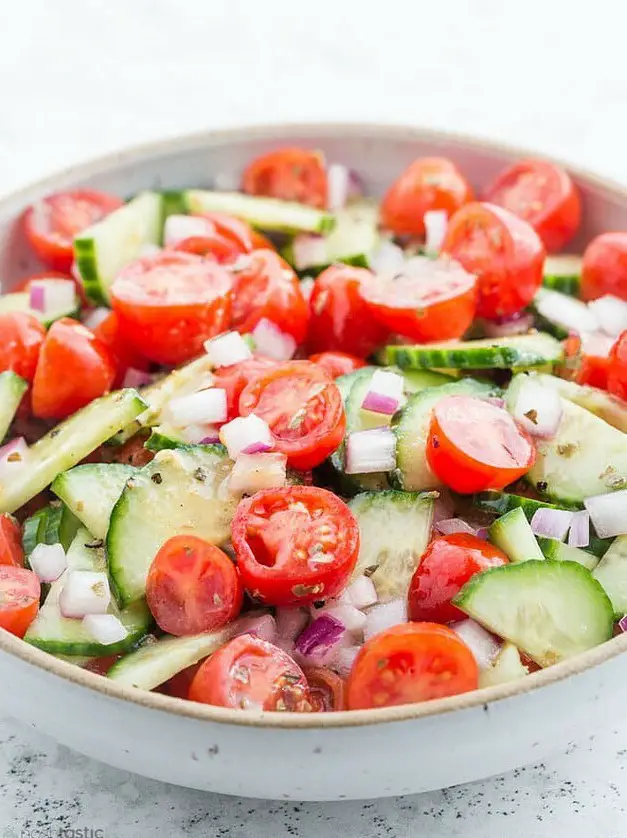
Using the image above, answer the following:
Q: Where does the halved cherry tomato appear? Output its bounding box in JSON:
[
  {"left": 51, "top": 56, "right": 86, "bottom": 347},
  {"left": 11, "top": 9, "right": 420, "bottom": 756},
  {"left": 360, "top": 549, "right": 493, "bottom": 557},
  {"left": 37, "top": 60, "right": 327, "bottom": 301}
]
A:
[
  {"left": 231, "top": 250, "right": 309, "bottom": 344},
  {"left": 608, "top": 331, "right": 627, "bottom": 400},
  {"left": 0, "top": 566, "right": 40, "bottom": 638},
  {"left": 408, "top": 533, "right": 509, "bottom": 624},
  {"left": 308, "top": 266, "right": 389, "bottom": 357},
  {"left": 189, "top": 634, "right": 312, "bottom": 711},
  {"left": 23, "top": 190, "right": 123, "bottom": 272},
  {"left": 303, "top": 665, "right": 347, "bottom": 711},
  {"left": 93, "top": 311, "right": 150, "bottom": 388},
  {"left": 171, "top": 235, "right": 242, "bottom": 264},
  {"left": 347, "top": 622, "right": 478, "bottom": 710},
  {"left": 0, "top": 515, "right": 24, "bottom": 568},
  {"left": 0, "top": 312, "right": 46, "bottom": 382},
  {"left": 110, "top": 252, "right": 232, "bottom": 365},
  {"left": 146, "top": 535, "right": 243, "bottom": 637},
  {"left": 441, "top": 202, "right": 545, "bottom": 319},
  {"left": 250, "top": 230, "right": 276, "bottom": 251},
  {"left": 31, "top": 318, "right": 116, "bottom": 419},
  {"left": 82, "top": 654, "right": 122, "bottom": 676},
  {"left": 197, "top": 212, "right": 254, "bottom": 253},
  {"left": 239, "top": 361, "right": 345, "bottom": 470},
  {"left": 484, "top": 159, "right": 581, "bottom": 253},
  {"left": 563, "top": 332, "right": 613, "bottom": 390},
  {"left": 109, "top": 435, "right": 155, "bottom": 467},
  {"left": 427, "top": 395, "right": 536, "bottom": 494},
  {"left": 309, "top": 351, "right": 366, "bottom": 379},
  {"left": 381, "top": 157, "right": 474, "bottom": 237},
  {"left": 211, "top": 356, "right": 277, "bottom": 421},
  {"left": 231, "top": 486, "right": 360, "bottom": 606},
  {"left": 581, "top": 232, "right": 627, "bottom": 301},
  {"left": 242, "top": 148, "right": 328, "bottom": 209},
  {"left": 159, "top": 663, "right": 201, "bottom": 699}
]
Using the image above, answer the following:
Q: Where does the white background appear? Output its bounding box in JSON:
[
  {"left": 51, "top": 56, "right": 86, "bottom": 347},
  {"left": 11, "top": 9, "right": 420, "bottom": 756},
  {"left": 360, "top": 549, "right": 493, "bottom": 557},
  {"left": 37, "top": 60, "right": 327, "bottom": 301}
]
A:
[{"left": 1, "top": 1, "right": 627, "bottom": 835}]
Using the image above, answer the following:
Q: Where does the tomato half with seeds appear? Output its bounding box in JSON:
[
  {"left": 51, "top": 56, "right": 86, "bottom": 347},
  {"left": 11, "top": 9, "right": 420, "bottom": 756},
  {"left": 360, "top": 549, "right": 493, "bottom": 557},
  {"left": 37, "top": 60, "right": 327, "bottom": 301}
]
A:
[
  {"left": 0, "top": 566, "right": 40, "bottom": 638},
  {"left": 93, "top": 311, "right": 150, "bottom": 388},
  {"left": 608, "top": 331, "right": 627, "bottom": 401},
  {"left": 484, "top": 159, "right": 581, "bottom": 253},
  {"left": 0, "top": 515, "right": 24, "bottom": 568},
  {"left": 110, "top": 252, "right": 232, "bottom": 365},
  {"left": 381, "top": 157, "right": 474, "bottom": 237},
  {"left": 211, "top": 356, "right": 277, "bottom": 421},
  {"left": 146, "top": 535, "right": 243, "bottom": 637},
  {"left": 109, "top": 434, "right": 155, "bottom": 468},
  {"left": 198, "top": 212, "right": 255, "bottom": 253},
  {"left": 239, "top": 361, "right": 345, "bottom": 470},
  {"left": 171, "top": 235, "right": 243, "bottom": 264},
  {"left": 309, "top": 351, "right": 366, "bottom": 379},
  {"left": 189, "top": 634, "right": 312, "bottom": 711},
  {"left": 159, "top": 663, "right": 201, "bottom": 699},
  {"left": 24, "top": 190, "right": 123, "bottom": 272},
  {"left": 303, "top": 666, "right": 347, "bottom": 711},
  {"left": 581, "top": 232, "right": 627, "bottom": 302},
  {"left": 0, "top": 311, "right": 46, "bottom": 382},
  {"left": 347, "top": 622, "right": 478, "bottom": 710},
  {"left": 231, "top": 486, "right": 360, "bottom": 606},
  {"left": 242, "top": 147, "right": 328, "bottom": 209},
  {"left": 441, "top": 202, "right": 545, "bottom": 319},
  {"left": 408, "top": 533, "right": 509, "bottom": 624},
  {"left": 427, "top": 395, "right": 536, "bottom": 494}
]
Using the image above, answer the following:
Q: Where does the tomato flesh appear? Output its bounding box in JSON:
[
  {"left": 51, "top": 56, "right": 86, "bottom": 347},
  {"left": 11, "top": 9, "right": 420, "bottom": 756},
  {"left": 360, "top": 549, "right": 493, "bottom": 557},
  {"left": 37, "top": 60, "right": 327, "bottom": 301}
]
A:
[
  {"left": 242, "top": 147, "right": 328, "bottom": 209},
  {"left": 303, "top": 665, "right": 347, "bottom": 711},
  {"left": 0, "top": 515, "right": 24, "bottom": 568},
  {"left": 211, "top": 356, "right": 277, "bottom": 421},
  {"left": 581, "top": 232, "right": 627, "bottom": 302},
  {"left": 0, "top": 312, "right": 46, "bottom": 382},
  {"left": 0, "top": 566, "right": 40, "bottom": 638},
  {"left": 608, "top": 331, "right": 627, "bottom": 400},
  {"left": 93, "top": 311, "right": 150, "bottom": 387},
  {"left": 308, "top": 351, "right": 366, "bottom": 379}
]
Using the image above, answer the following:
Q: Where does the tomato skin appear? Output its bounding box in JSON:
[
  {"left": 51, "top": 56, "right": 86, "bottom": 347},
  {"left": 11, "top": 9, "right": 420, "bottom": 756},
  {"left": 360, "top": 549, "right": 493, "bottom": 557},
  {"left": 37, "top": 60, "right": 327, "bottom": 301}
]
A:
[
  {"left": 250, "top": 230, "right": 276, "bottom": 251},
  {"left": 239, "top": 361, "right": 346, "bottom": 471},
  {"left": 303, "top": 666, "right": 347, "bottom": 711},
  {"left": 441, "top": 202, "right": 545, "bottom": 319},
  {"left": 24, "top": 190, "right": 123, "bottom": 272},
  {"left": 93, "top": 311, "right": 150, "bottom": 387},
  {"left": 83, "top": 654, "right": 122, "bottom": 676},
  {"left": 110, "top": 252, "right": 232, "bottom": 366},
  {"left": 308, "top": 266, "right": 389, "bottom": 358},
  {"left": 408, "top": 534, "right": 509, "bottom": 624},
  {"left": 197, "top": 212, "right": 255, "bottom": 254},
  {"left": 0, "top": 515, "right": 24, "bottom": 568},
  {"left": 242, "top": 147, "right": 328, "bottom": 209},
  {"left": 484, "top": 159, "right": 581, "bottom": 253},
  {"left": 347, "top": 622, "right": 479, "bottom": 710},
  {"left": 608, "top": 331, "right": 627, "bottom": 400},
  {"left": 0, "top": 312, "right": 46, "bottom": 382},
  {"left": 309, "top": 351, "right": 366, "bottom": 379},
  {"left": 231, "top": 250, "right": 309, "bottom": 344},
  {"left": 109, "top": 435, "right": 155, "bottom": 468},
  {"left": 0, "top": 566, "right": 40, "bottom": 638},
  {"left": 159, "top": 663, "right": 201, "bottom": 699},
  {"left": 211, "top": 356, "right": 277, "bottom": 421},
  {"left": 171, "top": 235, "right": 242, "bottom": 264},
  {"left": 581, "top": 233, "right": 627, "bottom": 302},
  {"left": 146, "top": 535, "right": 243, "bottom": 637},
  {"left": 381, "top": 157, "right": 474, "bottom": 237},
  {"left": 189, "top": 634, "right": 312, "bottom": 711},
  {"left": 231, "top": 486, "right": 360, "bottom": 607},
  {"left": 31, "top": 318, "right": 116, "bottom": 419}
]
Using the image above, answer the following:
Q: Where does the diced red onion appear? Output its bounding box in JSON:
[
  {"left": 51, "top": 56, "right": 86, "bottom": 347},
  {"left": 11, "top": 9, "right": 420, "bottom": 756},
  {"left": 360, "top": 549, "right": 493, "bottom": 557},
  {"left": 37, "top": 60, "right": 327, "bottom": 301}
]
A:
[
  {"left": 345, "top": 428, "right": 396, "bottom": 474},
  {"left": 82, "top": 613, "right": 128, "bottom": 645},
  {"left": 70, "top": 261, "right": 81, "bottom": 282},
  {"left": 346, "top": 575, "right": 378, "bottom": 610},
  {"left": 251, "top": 318, "right": 297, "bottom": 361},
  {"left": 475, "top": 527, "right": 489, "bottom": 540},
  {"left": 318, "top": 602, "right": 367, "bottom": 635},
  {"left": 29, "top": 543, "right": 67, "bottom": 583},
  {"left": 295, "top": 614, "right": 346, "bottom": 664},
  {"left": 204, "top": 331, "right": 252, "bottom": 367},
  {"left": 299, "top": 277, "right": 315, "bottom": 302},
  {"left": 0, "top": 437, "right": 28, "bottom": 481},
  {"left": 122, "top": 367, "right": 153, "bottom": 389},
  {"left": 580, "top": 330, "right": 616, "bottom": 358},
  {"left": 29, "top": 279, "right": 76, "bottom": 317},
  {"left": 433, "top": 490, "right": 455, "bottom": 525},
  {"left": 237, "top": 613, "right": 277, "bottom": 645},
  {"left": 535, "top": 289, "right": 599, "bottom": 334},
  {"left": 567, "top": 510, "right": 590, "bottom": 548},
  {"left": 485, "top": 397, "right": 506, "bottom": 408},
  {"left": 219, "top": 413, "right": 273, "bottom": 459},
  {"left": 228, "top": 452, "right": 287, "bottom": 494},
  {"left": 275, "top": 607, "right": 309, "bottom": 652},
  {"left": 291, "top": 235, "right": 328, "bottom": 270},
  {"left": 584, "top": 490, "right": 627, "bottom": 538},
  {"left": 451, "top": 619, "right": 502, "bottom": 670},
  {"left": 82, "top": 307, "right": 110, "bottom": 330},
  {"left": 369, "top": 240, "right": 406, "bottom": 274},
  {"left": 167, "top": 388, "right": 227, "bottom": 426},
  {"left": 334, "top": 644, "right": 361, "bottom": 678},
  {"left": 530, "top": 507, "right": 574, "bottom": 541},
  {"left": 327, "top": 163, "right": 363, "bottom": 211},
  {"left": 619, "top": 615, "right": 627, "bottom": 633},
  {"left": 435, "top": 518, "right": 477, "bottom": 536},
  {"left": 138, "top": 243, "right": 162, "bottom": 258},
  {"left": 423, "top": 210, "right": 448, "bottom": 256},
  {"left": 587, "top": 295, "right": 627, "bottom": 338},
  {"left": 59, "top": 571, "right": 111, "bottom": 618},
  {"left": 363, "top": 599, "right": 407, "bottom": 641},
  {"left": 483, "top": 311, "right": 534, "bottom": 338},
  {"left": 163, "top": 214, "right": 214, "bottom": 247},
  {"left": 29, "top": 283, "right": 45, "bottom": 312},
  {"left": 178, "top": 423, "right": 220, "bottom": 445},
  {"left": 513, "top": 378, "right": 563, "bottom": 439},
  {"left": 361, "top": 369, "right": 404, "bottom": 415}
]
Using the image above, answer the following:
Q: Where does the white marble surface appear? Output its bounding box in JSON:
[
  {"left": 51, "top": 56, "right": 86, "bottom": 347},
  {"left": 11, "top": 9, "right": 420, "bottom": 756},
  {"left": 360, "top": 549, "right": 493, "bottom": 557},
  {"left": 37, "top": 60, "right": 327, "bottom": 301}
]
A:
[{"left": 1, "top": 0, "right": 627, "bottom": 833}]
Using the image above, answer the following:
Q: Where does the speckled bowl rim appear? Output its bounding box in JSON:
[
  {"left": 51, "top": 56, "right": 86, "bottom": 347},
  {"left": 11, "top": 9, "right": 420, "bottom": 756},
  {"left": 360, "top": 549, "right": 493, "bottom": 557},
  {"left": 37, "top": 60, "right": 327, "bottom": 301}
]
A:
[{"left": 1, "top": 121, "right": 626, "bottom": 730}]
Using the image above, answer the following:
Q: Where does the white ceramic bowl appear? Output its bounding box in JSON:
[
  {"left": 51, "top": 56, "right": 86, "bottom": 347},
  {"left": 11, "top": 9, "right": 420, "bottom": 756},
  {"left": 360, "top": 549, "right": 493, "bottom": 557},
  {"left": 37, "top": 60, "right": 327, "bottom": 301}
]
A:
[{"left": 0, "top": 124, "right": 626, "bottom": 801}]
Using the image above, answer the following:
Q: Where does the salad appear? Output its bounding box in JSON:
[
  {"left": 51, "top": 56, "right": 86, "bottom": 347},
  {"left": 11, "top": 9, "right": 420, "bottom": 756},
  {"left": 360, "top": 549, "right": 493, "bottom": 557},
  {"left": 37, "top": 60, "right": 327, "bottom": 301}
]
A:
[{"left": 0, "top": 147, "right": 626, "bottom": 715}]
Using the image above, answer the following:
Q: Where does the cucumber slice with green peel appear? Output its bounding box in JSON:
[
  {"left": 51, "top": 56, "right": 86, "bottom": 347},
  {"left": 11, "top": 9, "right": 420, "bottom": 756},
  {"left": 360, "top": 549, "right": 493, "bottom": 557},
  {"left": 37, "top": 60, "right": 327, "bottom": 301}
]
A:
[
  {"left": 0, "top": 389, "right": 146, "bottom": 515},
  {"left": 488, "top": 508, "right": 544, "bottom": 563},
  {"left": 536, "top": 537, "right": 599, "bottom": 571},
  {"left": 533, "top": 374, "right": 627, "bottom": 434},
  {"left": 107, "top": 446, "right": 237, "bottom": 606},
  {"left": 383, "top": 333, "right": 563, "bottom": 371},
  {"left": 478, "top": 642, "right": 529, "bottom": 689},
  {"left": 592, "top": 536, "right": 627, "bottom": 617},
  {"left": 453, "top": 560, "right": 614, "bottom": 667},
  {"left": 542, "top": 254, "right": 582, "bottom": 296},
  {"left": 0, "top": 371, "right": 27, "bottom": 442},
  {"left": 400, "top": 369, "right": 455, "bottom": 393},
  {"left": 0, "top": 291, "right": 80, "bottom": 328},
  {"left": 22, "top": 508, "right": 48, "bottom": 561},
  {"left": 473, "top": 490, "right": 578, "bottom": 518},
  {"left": 348, "top": 490, "right": 434, "bottom": 601},
  {"left": 160, "top": 190, "right": 189, "bottom": 225},
  {"left": 74, "top": 192, "right": 164, "bottom": 305},
  {"left": 51, "top": 463, "right": 135, "bottom": 540},
  {"left": 22, "top": 503, "right": 80, "bottom": 565},
  {"left": 184, "top": 190, "right": 334, "bottom": 235}
]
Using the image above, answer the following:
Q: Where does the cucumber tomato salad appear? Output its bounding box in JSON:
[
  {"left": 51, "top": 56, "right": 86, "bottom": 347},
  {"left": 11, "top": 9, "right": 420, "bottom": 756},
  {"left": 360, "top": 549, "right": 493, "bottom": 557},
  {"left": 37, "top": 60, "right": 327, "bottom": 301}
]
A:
[{"left": 0, "top": 148, "right": 627, "bottom": 713}]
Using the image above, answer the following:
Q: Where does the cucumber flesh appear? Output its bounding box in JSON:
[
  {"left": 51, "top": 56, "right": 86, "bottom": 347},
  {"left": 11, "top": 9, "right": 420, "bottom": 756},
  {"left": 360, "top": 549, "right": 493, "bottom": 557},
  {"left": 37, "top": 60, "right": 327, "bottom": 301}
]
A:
[
  {"left": 0, "top": 371, "right": 27, "bottom": 441},
  {"left": 0, "top": 291, "right": 79, "bottom": 327},
  {"left": 51, "top": 463, "right": 135, "bottom": 540},
  {"left": 592, "top": 536, "right": 627, "bottom": 617},
  {"left": 22, "top": 503, "right": 80, "bottom": 565},
  {"left": 542, "top": 254, "right": 582, "bottom": 296},
  {"left": 478, "top": 642, "right": 529, "bottom": 688},
  {"left": 534, "top": 374, "right": 627, "bottom": 434},
  {"left": 537, "top": 537, "right": 599, "bottom": 571},
  {"left": 473, "top": 491, "right": 577, "bottom": 518},
  {"left": 488, "top": 507, "right": 544, "bottom": 562}
]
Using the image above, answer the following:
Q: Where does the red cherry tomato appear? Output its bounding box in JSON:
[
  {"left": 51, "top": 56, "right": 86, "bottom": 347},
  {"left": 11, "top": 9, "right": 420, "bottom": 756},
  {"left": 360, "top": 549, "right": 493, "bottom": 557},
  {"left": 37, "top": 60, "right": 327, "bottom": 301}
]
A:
[
  {"left": 170, "top": 235, "right": 242, "bottom": 264},
  {"left": 239, "top": 361, "right": 346, "bottom": 470},
  {"left": 188, "top": 634, "right": 312, "bottom": 711},
  {"left": 427, "top": 395, "right": 536, "bottom": 494},
  {"left": 347, "top": 622, "right": 478, "bottom": 710},
  {"left": 381, "top": 157, "right": 474, "bottom": 237},
  {"left": 159, "top": 663, "right": 201, "bottom": 699},
  {"left": 303, "top": 665, "right": 347, "bottom": 711},
  {"left": 23, "top": 190, "right": 123, "bottom": 272},
  {"left": 441, "top": 202, "right": 545, "bottom": 319},
  {"left": 110, "top": 435, "right": 155, "bottom": 468},
  {"left": 408, "top": 533, "right": 509, "bottom": 624},
  {"left": 608, "top": 331, "right": 627, "bottom": 400},
  {"left": 211, "top": 356, "right": 277, "bottom": 421},
  {"left": 93, "top": 311, "right": 150, "bottom": 387},
  {"left": 31, "top": 318, "right": 116, "bottom": 419},
  {"left": 0, "top": 566, "right": 40, "bottom": 638},
  {"left": 83, "top": 654, "right": 122, "bottom": 676},
  {"left": 308, "top": 351, "right": 366, "bottom": 379},
  {"left": 242, "top": 148, "right": 328, "bottom": 209},
  {"left": 231, "top": 250, "right": 309, "bottom": 344},
  {"left": 563, "top": 333, "right": 612, "bottom": 390},
  {"left": 0, "top": 312, "right": 46, "bottom": 382},
  {"left": 110, "top": 252, "right": 232, "bottom": 366},
  {"left": 231, "top": 486, "right": 360, "bottom": 606},
  {"left": 0, "top": 515, "right": 24, "bottom": 568},
  {"left": 250, "top": 230, "right": 277, "bottom": 251},
  {"left": 146, "top": 535, "right": 243, "bottom": 637},
  {"left": 581, "top": 233, "right": 627, "bottom": 302},
  {"left": 484, "top": 159, "right": 581, "bottom": 253},
  {"left": 197, "top": 212, "right": 255, "bottom": 253},
  {"left": 308, "top": 266, "right": 389, "bottom": 358}
]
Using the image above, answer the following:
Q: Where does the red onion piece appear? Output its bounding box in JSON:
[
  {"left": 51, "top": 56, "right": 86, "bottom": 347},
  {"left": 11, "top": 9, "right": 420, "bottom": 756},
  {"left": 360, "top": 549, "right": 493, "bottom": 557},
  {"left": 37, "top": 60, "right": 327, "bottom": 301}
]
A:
[
  {"left": 580, "top": 330, "right": 616, "bottom": 358},
  {"left": 82, "top": 307, "right": 110, "bottom": 330},
  {"left": 219, "top": 414, "right": 273, "bottom": 460},
  {"left": 29, "top": 279, "right": 76, "bottom": 317},
  {"left": 535, "top": 289, "right": 599, "bottom": 334},
  {"left": 237, "top": 613, "right": 277, "bottom": 645},
  {"left": 29, "top": 543, "right": 67, "bottom": 583},
  {"left": 82, "top": 614, "right": 128, "bottom": 645},
  {"left": 513, "top": 378, "right": 563, "bottom": 439},
  {"left": 164, "top": 214, "right": 214, "bottom": 247},
  {"left": 275, "top": 607, "right": 309, "bottom": 652},
  {"left": 335, "top": 644, "right": 361, "bottom": 678},
  {"left": 167, "top": 389, "right": 227, "bottom": 426},
  {"left": 59, "top": 571, "right": 111, "bottom": 618},
  {"left": 317, "top": 602, "right": 366, "bottom": 635},
  {"left": 435, "top": 518, "right": 477, "bottom": 536},
  {"left": 295, "top": 614, "right": 346, "bottom": 664},
  {"left": 619, "top": 615, "right": 627, "bottom": 633},
  {"left": 291, "top": 235, "right": 328, "bottom": 270},
  {"left": 587, "top": 295, "right": 627, "bottom": 338},
  {"left": 252, "top": 318, "right": 296, "bottom": 361},
  {"left": 485, "top": 397, "right": 506, "bottom": 408},
  {"left": 29, "top": 284, "right": 45, "bottom": 312},
  {"left": 423, "top": 210, "right": 448, "bottom": 256},
  {"left": 122, "top": 367, "right": 153, "bottom": 389},
  {"left": 530, "top": 508, "right": 574, "bottom": 541},
  {"left": 0, "top": 437, "right": 28, "bottom": 481},
  {"left": 369, "top": 240, "right": 406, "bottom": 275},
  {"left": 567, "top": 510, "right": 590, "bottom": 548},
  {"left": 584, "top": 490, "right": 627, "bottom": 538},
  {"left": 363, "top": 599, "right": 407, "bottom": 641},
  {"left": 204, "top": 331, "right": 252, "bottom": 367},
  {"left": 346, "top": 575, "right": 378, "bottom": 610},
  {"left": 451, "top": 619, "right": 502, "bottom": 670},
  {"left": 361, "top": 369, "right": 404, "bottom": 416},
  {"left": 345, "top": 428, "right": 396, "bottom": 475},
  {"left": 483, "top": 311, "right": 534, "bottom": 338}
]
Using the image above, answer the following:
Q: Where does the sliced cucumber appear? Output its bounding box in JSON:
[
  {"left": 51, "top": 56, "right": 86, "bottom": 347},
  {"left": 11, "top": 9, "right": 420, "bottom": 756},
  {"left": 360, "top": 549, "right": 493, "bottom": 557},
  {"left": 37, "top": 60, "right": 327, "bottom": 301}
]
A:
[
  {"left": 542, "top": 254, "right": 582, "bottom": 296},
  {"left": 160, "top": 190, "right": 189, "bottom": 222},
  {"left": 74, "top": 192, "right": 163, "bottom": 305},
  {"left": 51, "top": 463, "right": 135, "bottom": 540},
  {"left": 22, "top": 502, "right": 80, "bottom": 565},
  {"left": 473, "top": 490, "right": 577, "bottom": 518},
  {"left": 0, "top": 291, "right": 79, "bottom": 327},
  {"left": 107, "top": 446, "right": 236, "bottom": 606},
  {"left": 184, "top": 190, "right": 334, "bottom": 235},
  {"left": 478, "top": 643, "right": 529, "bottom": 688},
  {"left": 401, "top": 369, "right": 455, "bottom": 393},
  {"left": 488, "top": 507, "right": 544, "bottom": 562},
  {"left": 348, "top": 490, "right": 434, "bottom": 601},
  {"left": 592, "top": 536, "right": 627, "bottom": 617},
  {"left": 453, "top": 560, "right": 614, "bottom": 667},
  {"left": 534, "top": 374, "right": 627, "bottom": 434},
  {"left": 0, "top": 371, "right": 27, "bottom": 442},
  {"left": 537, "top": 537, "right": 599, "bottom": 571}
]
